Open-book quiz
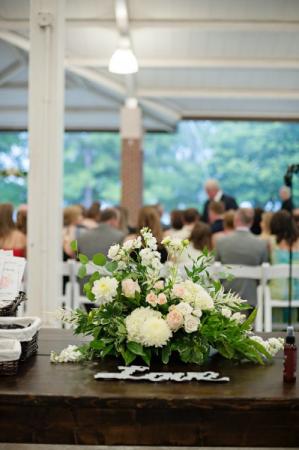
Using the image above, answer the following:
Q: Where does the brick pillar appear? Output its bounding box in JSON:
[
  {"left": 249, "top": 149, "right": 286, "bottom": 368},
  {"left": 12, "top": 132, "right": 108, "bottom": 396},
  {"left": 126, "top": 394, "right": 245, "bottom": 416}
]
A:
[{"left": 121, "top": 106, "right": 143, "bottom": 228}]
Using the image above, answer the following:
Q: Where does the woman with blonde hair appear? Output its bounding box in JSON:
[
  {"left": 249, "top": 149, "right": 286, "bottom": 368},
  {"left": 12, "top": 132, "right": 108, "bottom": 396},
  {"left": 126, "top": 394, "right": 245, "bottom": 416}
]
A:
[
  {"left": 63, "top": 205, "right": 84, "bottom": 258},
  {"left": 125, "top": 205, "right": 167, "bottom": 261},
  {"left": 0, "top": 203, "right": 26, "bottom": 257}
]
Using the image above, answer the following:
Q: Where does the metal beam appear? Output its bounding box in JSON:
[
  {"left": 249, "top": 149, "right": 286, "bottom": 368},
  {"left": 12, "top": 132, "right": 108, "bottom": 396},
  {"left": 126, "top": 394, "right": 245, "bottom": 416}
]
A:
[
  {"left": 0, "top": 60, "right": 23, "bottom": 86},
  {"left": 138, "top": 88, "right": 299, "bottom": 100},
  {"left": 66, "top": 57, "right": 299, "bottom": 71},
  {"left": 1, "top": 18, "right": 299, "bottom": 32}
]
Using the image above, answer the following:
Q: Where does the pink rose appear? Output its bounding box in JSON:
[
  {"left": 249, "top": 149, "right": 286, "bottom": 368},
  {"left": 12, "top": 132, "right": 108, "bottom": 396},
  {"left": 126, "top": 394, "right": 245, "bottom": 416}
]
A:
[
  {"left": 154, "top": 280, "right": 164, "bottom": 290},
  {"left": 146, "top": 291, "right": 158, "bottom": 306},
  {"left": 157, "top": 293, "right": 167, "bottom": 305},
  {"left": 172, "top": 283, "right": 185, "bottom": 298},
  {"left": 122, "top": 279, "right": 140, "bottom": 298},
  {"left": 166, "top": 308, "right": 184, "bottom": 331}
]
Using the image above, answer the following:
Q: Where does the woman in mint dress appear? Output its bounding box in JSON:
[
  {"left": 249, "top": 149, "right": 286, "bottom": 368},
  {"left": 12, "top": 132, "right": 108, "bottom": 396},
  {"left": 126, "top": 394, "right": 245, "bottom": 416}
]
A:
[{"left": 270, "top": 211, "right": 299, "bottom": 325}]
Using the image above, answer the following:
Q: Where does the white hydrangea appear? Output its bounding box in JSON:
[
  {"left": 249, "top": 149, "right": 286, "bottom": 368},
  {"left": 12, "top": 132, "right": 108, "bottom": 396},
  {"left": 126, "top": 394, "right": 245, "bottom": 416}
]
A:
[
  {"left": 125, "top": 307, "right": 161, "bottom": 342},
  {"left": 108, "top": 244, "right": 120, "bottom": 260},
  {"left": 140, "top": 317, "right": 172, "bottom": 347},
  {"left": 50, "top": 345, "right": 83, "bottom": 363},
  {"left": 175, "top": 280, "right": 214, "bottom": 311},
  {"left": 91, "top": 277, "right": 118, "bottom": 304}
]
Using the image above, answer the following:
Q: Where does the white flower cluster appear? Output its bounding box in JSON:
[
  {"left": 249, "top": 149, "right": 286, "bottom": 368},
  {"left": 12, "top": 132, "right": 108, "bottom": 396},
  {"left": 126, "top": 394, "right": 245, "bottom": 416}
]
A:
[
  {"left": 162, "top": 236, "right": 189, "bottom": 256},
  {"left": 215, "top": 288, "right": 246, "bottom": 307},
  {"left": 167, "top": 301, "right": 201, "bottom": 334},
  {"left": 50, "top": 345, "right": 83, "bottom": 363},
  {"left": 125, "top": 307, "right": 172, "bottom": 347},
  {"left": 250, "top": 335, "right": 284, "bottom": 356},
  {"left": 172, "top": 280, "right": 214, "bottom": 311},
  {"left": 92, "top": 276, "right": 118, "bottom": 304},
  {"left": 122, "top": 278, "right": 140, "bottom": 298}
]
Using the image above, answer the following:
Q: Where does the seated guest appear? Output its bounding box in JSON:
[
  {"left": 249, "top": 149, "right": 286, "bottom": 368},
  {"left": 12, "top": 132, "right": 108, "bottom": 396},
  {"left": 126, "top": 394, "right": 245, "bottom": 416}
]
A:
[
  {"left": 126, "top": 205, "right": 167, "bottom": 262},
  {"left": 269, "top": 211, "right": 299, "bottom": 322},
  {"left": 279, "top": 186, "right": 293, "bottom": 213},
  {"left": 259, "top": 212, "right": 275, "bottom": 252},
  {"left": 212, "top": 209, "right": 235, "bottom": 247},
  {"left": 250, "top": 207, "right": 264, "bottom": 235},
  {"left": 208, "top": 201, "right": 225, "bottom": 234},
  {"left": 215, "top": 208, "right": 269, "bottom": 306},
  {"left": 81, "top": 201, "right": 101, "bottom": 229},
  {"left": 172, "top": 208, "right": 200, "bottom": 240},
  {"left": 78, "top": 208, "right": 124, "bottom": 259},
  {"left": 0, "top": 203, "right": 26, "bottom": 257},
  {"left": 164, "top": 209, "right": 184, "bottom": 238},
  {"left": 16, "top": 205, "right": 27, "bottom": 236},
  {"left": 177, "top": 222, "right": 212, "bottom": 265},
  {"left": 202, "top": 179, "right": 238, "bottom": 223},
  {"left": 63, "top": 205, "right": 85, "bottom": 258}
]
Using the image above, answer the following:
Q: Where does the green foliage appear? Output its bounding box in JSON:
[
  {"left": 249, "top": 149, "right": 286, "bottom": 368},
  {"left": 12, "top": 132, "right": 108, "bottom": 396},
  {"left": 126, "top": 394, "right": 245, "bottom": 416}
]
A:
[{"left": 92, "top": 253, "right": 106, "bottom": 266}]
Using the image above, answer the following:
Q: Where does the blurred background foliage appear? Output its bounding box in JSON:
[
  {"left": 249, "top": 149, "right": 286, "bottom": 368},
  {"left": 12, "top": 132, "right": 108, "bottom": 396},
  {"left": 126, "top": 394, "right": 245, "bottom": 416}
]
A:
[{"left": 0, "top": 120, "right": 298, "bottom": 212}]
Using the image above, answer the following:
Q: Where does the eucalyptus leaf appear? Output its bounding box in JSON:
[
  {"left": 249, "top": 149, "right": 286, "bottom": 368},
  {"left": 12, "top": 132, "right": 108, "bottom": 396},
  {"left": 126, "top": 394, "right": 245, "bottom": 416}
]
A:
[{"left": 92, "top": 253, "right": 107, "bottom": 266}]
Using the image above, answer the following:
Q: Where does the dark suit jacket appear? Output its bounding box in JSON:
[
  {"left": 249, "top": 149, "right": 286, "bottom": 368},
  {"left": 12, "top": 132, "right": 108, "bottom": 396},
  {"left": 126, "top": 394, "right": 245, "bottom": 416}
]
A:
[
  {"left": 281, "top": 198, "right": 294, "bottom": 213},
  {"left": 202, "top": 193, "right": 238, "bottom": 223}
]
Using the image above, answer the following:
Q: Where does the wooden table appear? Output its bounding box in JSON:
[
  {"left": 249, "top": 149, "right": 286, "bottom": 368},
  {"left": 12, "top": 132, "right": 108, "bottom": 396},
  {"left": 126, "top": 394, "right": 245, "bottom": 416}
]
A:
[{"left": 0, "top": 329, "right": 298, "bottom": 447}]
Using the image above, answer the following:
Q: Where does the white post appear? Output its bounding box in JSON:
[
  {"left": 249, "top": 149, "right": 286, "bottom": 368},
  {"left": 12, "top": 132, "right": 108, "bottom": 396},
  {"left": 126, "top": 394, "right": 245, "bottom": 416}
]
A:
[{"left": 27, "top": 0, "right": 65, "bottom": 325}]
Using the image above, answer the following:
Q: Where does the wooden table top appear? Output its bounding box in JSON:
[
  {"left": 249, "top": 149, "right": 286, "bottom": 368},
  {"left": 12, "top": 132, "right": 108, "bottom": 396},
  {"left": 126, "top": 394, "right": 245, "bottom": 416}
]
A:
[{"left": 0, "top": 329, "right": 298, "bottom": 447}]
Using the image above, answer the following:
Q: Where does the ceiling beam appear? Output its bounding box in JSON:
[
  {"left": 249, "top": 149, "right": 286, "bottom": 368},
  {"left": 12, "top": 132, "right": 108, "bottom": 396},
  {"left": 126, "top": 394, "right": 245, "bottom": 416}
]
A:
[
  {"left": 1, "top": 18, "right": 299, "bottom": 32},
  {"left": 138, "top": 88, "right": 299, "bottom": 100},
  {"left": 66, "top": 57, "right": 299, "bottom": 70},
  {"left": 0, "top": 30, "right": 180, "bottom": 128},
  {"left": 0, "top": 60, "right": 23, "bottom": 86}
]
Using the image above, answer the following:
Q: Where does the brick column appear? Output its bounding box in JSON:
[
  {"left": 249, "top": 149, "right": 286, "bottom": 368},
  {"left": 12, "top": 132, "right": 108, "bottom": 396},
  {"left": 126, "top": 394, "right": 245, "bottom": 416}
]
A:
[{"left": 121, "top": 106, "right": 143, "bottom": 228}]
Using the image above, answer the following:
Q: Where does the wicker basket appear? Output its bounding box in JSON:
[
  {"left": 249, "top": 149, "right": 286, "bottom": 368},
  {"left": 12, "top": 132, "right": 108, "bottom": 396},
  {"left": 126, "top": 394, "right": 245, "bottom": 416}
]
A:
[
  {"left": 0, "top": 291, "right": 27, "bottom": 317},
  {"left": 0, "top": 339, "right": 21, "bottom": 376},
  {"left": 0, "top": 317, "right": 41, "bottom": 361}
]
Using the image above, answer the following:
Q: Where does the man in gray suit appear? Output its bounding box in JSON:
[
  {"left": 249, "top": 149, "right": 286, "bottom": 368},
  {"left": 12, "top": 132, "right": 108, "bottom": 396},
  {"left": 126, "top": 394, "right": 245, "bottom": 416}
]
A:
[
  {"left": 78, "top": 208, "right": 125, "bottom": 259},
  {"left": 215, "top": 208, "right": 269, "bottom": 306}
]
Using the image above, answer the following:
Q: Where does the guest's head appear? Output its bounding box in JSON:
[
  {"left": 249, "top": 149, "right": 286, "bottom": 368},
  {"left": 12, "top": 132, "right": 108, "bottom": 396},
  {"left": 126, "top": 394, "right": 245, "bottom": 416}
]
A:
[
  {"left": 86, "top": 201, "right": 101, "bottom": 222},
  {"left": 250, "top": 207, "right": 264, "bottom": 235},
  {"left": 183, "top": 208, "right": 200, "bottom": 225},
  {"left": 205, "top": 179, "right": 220, "bottom": 200},
  {"left": 190, "top": 222, "right": 212, "bottom": 251},
  {"left": 100, "top": 208, "right": 120, "bottom": 229},
  {"left": 63, "top": 205, "right": 83, "bottom": 227},
  {"left": 270, "top": 210, "right": 298, "bottom": 246},
  {"left": 170, "top": 209, "right": 184, "bottom": 230},
  {"left": 137, "top": 206, "right": 163, "bottom": 243},
  {"left": 223, "top": 210, "right": 235, "bottom": 232},
  {"left": 16, "top": 208, "right": 27, "bottom": 235},
  {"left": 279, "top": 186, "right": 291, "bottom": 201},
  {"left": 0, "top": 203, "right": 15, "bottom": 238},
  {"left": 208, "top": 201, "right": 225, "bottom": 224},
  {"left": 260, "top": 212, "right": 274, "bottom": 236},
  {"left": 234, "top": 208, "right": 254, "bottom": 229}
]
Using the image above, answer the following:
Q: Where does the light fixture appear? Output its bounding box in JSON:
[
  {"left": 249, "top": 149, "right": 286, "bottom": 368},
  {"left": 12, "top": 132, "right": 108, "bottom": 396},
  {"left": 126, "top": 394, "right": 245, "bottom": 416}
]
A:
[
  {"left": 125, "top": 97, "right": 138, "bottom": 109},
  {"left": 109, "top": 37, "right": 138, "bottom": 74}
]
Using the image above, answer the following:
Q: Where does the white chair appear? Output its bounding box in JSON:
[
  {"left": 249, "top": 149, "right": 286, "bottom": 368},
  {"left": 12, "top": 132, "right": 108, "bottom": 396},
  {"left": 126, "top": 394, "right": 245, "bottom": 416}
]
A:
[
  {"left": 212, "top": 262, "right": 264, "bottom": 332},
  {"left": 262, "top": 263, "right": 299, "bottom": 332}
]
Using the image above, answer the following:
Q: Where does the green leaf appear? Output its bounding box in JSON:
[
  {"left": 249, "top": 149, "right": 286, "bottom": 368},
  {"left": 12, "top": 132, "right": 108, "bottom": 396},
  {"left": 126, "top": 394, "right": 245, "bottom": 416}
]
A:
[
  {"left": 79, "top": 253, "right": 89, "bottom": 264},
  {"left": 141, "top": 348, "right": 151, "bottom": 366},
  {"left": 240, "top": 308, "right": 257, "bottom": 331},
  {"left": 120, "top": 348, "right": 136, "bottom": 365},
  {"left": 92, "top": 253, "right": 107, "bottom": 266},
  {"left": 70, "top": 240, "right": 78, "bottom": 252},
  {"left": 78, "top": 264, "right": 87, "bottom": 279},
  {"left": 127, "top": 341, "right": 145, "bottom": 356},
  {"left": 106, "top": 261, "right": 118, "bottom": 272}
]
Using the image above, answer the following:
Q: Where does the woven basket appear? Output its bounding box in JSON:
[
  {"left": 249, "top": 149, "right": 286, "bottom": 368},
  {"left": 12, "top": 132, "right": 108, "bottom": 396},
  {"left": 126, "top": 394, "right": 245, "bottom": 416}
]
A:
[
  {"left": 0, "top": 317, "right": 41, "bottom": 361},
  {"left": 0, "top": 339, "right": 21, "bottom": 376},
  {"left": 0, "top": 291, "right": 27, "bottom": 317}
]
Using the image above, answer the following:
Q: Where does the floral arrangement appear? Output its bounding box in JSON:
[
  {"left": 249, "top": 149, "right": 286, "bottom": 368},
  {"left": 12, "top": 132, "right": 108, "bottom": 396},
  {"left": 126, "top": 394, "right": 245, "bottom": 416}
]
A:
[{"left": 52, "top": 228, "right": 283, "bottom": 366}]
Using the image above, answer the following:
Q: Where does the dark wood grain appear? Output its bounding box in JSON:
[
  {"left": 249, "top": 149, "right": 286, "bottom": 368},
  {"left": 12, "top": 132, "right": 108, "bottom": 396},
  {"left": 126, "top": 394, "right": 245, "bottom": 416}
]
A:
[{"left": 0, "top": 329, "right": 298, "bottom": 447}]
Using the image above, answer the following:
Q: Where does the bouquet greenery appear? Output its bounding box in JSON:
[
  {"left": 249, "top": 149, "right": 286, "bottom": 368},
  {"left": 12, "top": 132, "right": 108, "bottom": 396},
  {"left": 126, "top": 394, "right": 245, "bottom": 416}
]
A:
[{"left": 52, "top": 228, "right": 283, "bottom": 366}]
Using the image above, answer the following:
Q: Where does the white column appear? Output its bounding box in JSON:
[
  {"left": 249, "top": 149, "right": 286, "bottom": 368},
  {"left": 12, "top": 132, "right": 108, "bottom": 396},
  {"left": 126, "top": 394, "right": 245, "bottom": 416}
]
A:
[{"left": 27, "top": 0, "right": 65, "bottom": 324}]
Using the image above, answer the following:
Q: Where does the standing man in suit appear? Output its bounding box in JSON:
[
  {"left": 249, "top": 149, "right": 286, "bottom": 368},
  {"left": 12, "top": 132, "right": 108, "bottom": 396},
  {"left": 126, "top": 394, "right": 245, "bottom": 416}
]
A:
[
  {"left": 215, "top": 208, "right": 269, "bottom": 306},
  {"left": 202, "top": 179, "right": 238, "bottom": 223}
]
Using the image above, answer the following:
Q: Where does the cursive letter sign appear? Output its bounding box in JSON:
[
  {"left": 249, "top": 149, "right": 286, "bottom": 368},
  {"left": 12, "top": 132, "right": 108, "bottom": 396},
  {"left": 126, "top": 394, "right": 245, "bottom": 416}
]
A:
[{"left": 94, "top": 365, "right": 229, "bottom": 382}]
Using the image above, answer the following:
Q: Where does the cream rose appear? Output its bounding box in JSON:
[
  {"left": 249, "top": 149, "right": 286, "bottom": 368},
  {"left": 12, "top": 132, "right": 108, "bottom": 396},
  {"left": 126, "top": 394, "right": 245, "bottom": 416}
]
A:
[
  {"left": 122, "top": 279, "right": 140, "bottom": 298},
  {"left": 166, "top": 308, "right": 184, "bottom": 331}
]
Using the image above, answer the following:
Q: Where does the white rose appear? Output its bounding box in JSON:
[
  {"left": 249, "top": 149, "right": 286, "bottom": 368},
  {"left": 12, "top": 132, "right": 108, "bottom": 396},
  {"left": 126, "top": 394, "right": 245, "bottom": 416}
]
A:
[
  {"left": 108, "top": 244, "right": 120, "bottom": 260},
  {"left": 184, "top": 314, "right": 200, "bottom": 333},
  {"left": 176, "top": 301, "right": 193, "bottom": 316},
  {"left": 123, "top": 239, "right": 135, "bottom": 251},
  {"left": 91, "top": 277, "right": 118, "bottom": 304},
  {"left": 192, "top": 308, "right": 203, "bottom": 318},
  {"left": 122, "top": 278, "right": 140, "bottom": 298}
]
